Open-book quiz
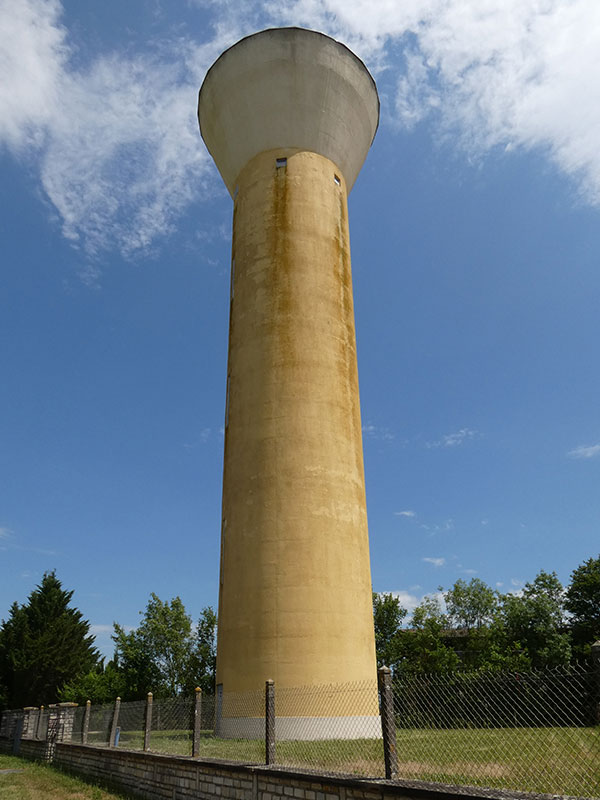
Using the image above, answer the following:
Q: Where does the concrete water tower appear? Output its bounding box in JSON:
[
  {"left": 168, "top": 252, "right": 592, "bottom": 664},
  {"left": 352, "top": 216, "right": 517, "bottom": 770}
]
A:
[{"left": 198, "top": 27, "right": 380, "bottom": 738}]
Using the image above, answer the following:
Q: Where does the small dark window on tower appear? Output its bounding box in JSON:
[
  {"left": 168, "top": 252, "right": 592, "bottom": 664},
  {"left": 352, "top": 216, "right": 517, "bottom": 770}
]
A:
[
  {"left": 334, "top": 174, "right": 341, "bottom": 185},
  {"left": 233, "top": 185, "right": 239, "bottom": 198},
  {"left": 276, "top": 157, "right": 287, "bottom": 168}
]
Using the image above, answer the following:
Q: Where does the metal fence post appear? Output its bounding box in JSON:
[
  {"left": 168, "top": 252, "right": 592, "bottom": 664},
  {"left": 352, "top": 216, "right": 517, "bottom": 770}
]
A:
[
  {"left": 378, "top": 666, "right": 398, "bottom": 780},
  {"left": 592, "top": 641, "right": 600, "bottom": 724},
  {"left": 144, "top": 692, "right": 153, "bottom": 751},
  {"left": 265, "top": 679, "right": 275, "bottom": 765},
  {"left": 192, "top": 687, "right": 202, "bottom": 757},
  {"left": 109, "top": 697, "right": 121, "bottom": 748},
  {"left": 82, "top": 700, "right": 91, "bottom": 744}
]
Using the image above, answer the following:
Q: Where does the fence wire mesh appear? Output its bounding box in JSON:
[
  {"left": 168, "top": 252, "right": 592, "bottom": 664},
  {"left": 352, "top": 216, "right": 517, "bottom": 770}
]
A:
[
  {"left": 2, "top": 663, "right": 599, "bottom": 799},
  {"left": 209, "top": 687, "right": 267, "bottom": 762},
  {"left": 273, "top": 680, "right": 383, "bottom": 777},
  {"left": 117, "top": 699, "right": 146, "bottom": 750},
  {"left": 68, "top": 706, "right": 84, "bottom": 744},
  {"left": 150, "top": 697, "right": 194, "bottom": 755},
  {"left": 392, "top": 663, "right": 600, "bottom": 798},
  {"left": 87, "top": 702, "right": 113, "bottom": 747}
]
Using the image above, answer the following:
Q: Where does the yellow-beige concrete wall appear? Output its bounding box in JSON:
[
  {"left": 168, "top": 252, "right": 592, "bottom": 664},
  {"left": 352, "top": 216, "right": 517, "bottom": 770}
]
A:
[{"left": 216, "top": 148, "right": 377, "bottom": 713}]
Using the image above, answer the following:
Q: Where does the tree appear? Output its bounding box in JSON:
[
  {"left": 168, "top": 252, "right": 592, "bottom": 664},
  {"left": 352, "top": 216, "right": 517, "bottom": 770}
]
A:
[
  {"left": 444, "top": 578, "right": 498, "bottom": 631},
  {"left": 565, "top": 555, "right": 600, "bottom": 657},
  {"left": 0, "top": 572, "right": 99, "bottom": 709},
  {"left": 402, "top": 595, "right": 459, "bottom": 674},
  {"left": 373, "top": 593, "right": 407, "bottom": 670},
  {"left": 114, "top": 594, "right": 193, "bottom": 699},
  {"left": 441, "top": 578, "right": 502, "bottom": 670},
  {"left": 59, "top": 661, "right": 125, "bottom": 705},
  {"left": 187, "top": 606, "right": 217, "bottom": 695},
  {"left": 113, "top": 594, "right": 217, "bottom": 700},
  {"left": 497, "top": 570, "right": 570, "bottom": 669}
]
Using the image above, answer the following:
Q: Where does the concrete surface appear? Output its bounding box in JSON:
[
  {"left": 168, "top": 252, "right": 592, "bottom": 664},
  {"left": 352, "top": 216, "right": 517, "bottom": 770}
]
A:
[{"left": 198, "top": 28, "right": 379, "bottom": 195}]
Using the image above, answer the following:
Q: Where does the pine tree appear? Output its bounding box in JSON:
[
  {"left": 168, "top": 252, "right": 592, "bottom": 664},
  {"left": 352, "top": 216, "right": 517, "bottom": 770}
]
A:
[{"left": 0, "top": 571, "right": 99, "bottom": 708}]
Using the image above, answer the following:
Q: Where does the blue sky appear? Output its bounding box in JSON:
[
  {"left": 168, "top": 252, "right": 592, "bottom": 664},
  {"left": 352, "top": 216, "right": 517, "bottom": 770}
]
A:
[{"left": 1, "top": 0, "right": 599, "bottom": 660}]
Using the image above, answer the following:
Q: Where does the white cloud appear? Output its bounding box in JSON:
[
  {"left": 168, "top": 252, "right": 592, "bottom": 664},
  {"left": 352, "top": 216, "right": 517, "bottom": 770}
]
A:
[
  {"left": 39, "top": 53, "right": 212, "bottom": 259},
  {"left": 362, "top": 423, "right": 395, "bottom": 441},
  {"left": 376, "top": 588, "right": 448, "bottom": 619},
  {"left": 0, "top": 0, "right": 214, "bottom": 260},
  {"left": 0, "top": 526, "right": 12, "bottom": 539},
  {"left": 568, "top": 443, "right": 600, "bottom": 459},
  {"left": 423, "top": 556, "right": 445, "bottom": 567},
  {"left": 0, "top": 0, "right": 67, "bottom": 152},
  {"left": 90, "top": 624, "right": 113, "bottom": 635},
  {"left": 427, "top": 428, "right": 479, "bottom": 448},
  {"left": 420, "top": 518, "right": 454, "bottom": 534},
  {"left": 269, "top": 0, "right": 600, "bottom": 206},
  {"left": 394, "top": 510, "right": 416, "bottom": 518},
  {"left": 390, "top": 590, "right": 421, "bottom": 614},
  {"left": 375, "top": 589, "right": 422, "bottom": 615},
  {"left": 509, "top": 577, "right": 524, "bottom": 595},
  {"left": 3, "top": 0, "right": 600, "bottom": 262}
]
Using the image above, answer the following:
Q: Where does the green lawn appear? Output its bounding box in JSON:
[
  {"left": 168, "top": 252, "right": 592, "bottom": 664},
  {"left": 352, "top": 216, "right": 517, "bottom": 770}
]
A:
[
  {"left": 37, "top": 722, "right": 598, "bottom": 798},
  {"left": 391, "top": 727, "right": 600, "bottom": 797},
  {"left": 0, "top": 753, "right": 133, "bottom": 799},
  {"left": 112, "top": 725, "right": 600, "bottom": 798}
]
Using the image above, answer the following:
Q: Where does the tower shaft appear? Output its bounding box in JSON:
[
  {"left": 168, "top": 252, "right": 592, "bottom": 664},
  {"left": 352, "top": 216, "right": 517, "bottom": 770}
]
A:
[{"left": 218, "top": 149, "right": 376, "bottom": 695}]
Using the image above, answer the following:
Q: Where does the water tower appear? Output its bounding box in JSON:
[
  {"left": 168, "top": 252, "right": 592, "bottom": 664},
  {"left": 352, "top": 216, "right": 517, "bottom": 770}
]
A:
[{"left": 198, "top": 27, "right": 379, "bottom": 738}]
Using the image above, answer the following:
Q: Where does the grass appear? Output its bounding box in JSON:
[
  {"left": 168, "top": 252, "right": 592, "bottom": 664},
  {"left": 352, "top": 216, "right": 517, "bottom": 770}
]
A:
[
  {"left": 111, "top": 725, "right": 600, "bottom": 798},
  {"left": 19, "top": 724, "right": 598, "bottom": 798},
  {"left": 392, "top": 727, "right": 600, "bottom": 797},
  {"left": 0, "top": 753, "right": 133, "bottom": 799}
]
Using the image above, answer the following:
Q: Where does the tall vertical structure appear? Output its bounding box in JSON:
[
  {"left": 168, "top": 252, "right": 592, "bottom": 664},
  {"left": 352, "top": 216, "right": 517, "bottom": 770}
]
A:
[{"left": 198, "top": 28, "right": 379, "bottom": 738}]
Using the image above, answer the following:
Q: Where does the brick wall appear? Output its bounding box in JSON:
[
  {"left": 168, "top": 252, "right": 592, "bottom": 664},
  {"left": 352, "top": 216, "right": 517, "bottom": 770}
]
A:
[{"left": 0, "top": 736, "right": 534, "bottom": 800}]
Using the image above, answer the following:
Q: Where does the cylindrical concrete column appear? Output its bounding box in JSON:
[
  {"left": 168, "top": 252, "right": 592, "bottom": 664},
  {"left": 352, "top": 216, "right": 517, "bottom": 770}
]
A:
[{"left": 198, "top": 27, "right": 380, "bottom": 739}]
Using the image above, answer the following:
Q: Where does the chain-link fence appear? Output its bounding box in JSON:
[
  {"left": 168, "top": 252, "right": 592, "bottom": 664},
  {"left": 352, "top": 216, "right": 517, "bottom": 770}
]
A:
[
  {"left": 87, "top": 702, "right": 114, "bottom": 746},
  {"left": 273, "top": 680, "right": 383, "bottom": 777},
  {"left": 390, "top": 663, "right": 600, "bottom": 798},
  {"left": 2, "top": 663, "right": 599, "bottom": 798}
]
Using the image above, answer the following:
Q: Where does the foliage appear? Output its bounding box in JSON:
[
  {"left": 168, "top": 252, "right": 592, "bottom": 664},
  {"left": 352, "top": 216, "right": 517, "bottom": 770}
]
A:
[
  {"left": 0, "top": 571, "right": 99, "bottom": 709},
  {"left": 113, "top": 594, "right": 192, "bottom": 699},
  {"left": 59, "top": 661, "right": 126, "bottom": 705},
  {"left": 401, "top": 595, "right": 459, "bottom": 673},
  {"left": 444, "top": 578, "right": 498, "bottom": 630},
  {"left": 113, "top": 594, "right": 216, "bottom": 700},
  {"left": 565, "top": 554, "right": 600, "bottom": 657},
  {"left": 372, "top": 593, "right": 406, "bottom": 670},
  {"left": 189, "top": 605, "right": 217, "bottom": 695},
  {"left": 496, "top": 571, "right": 571, "bottom": 669}
]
